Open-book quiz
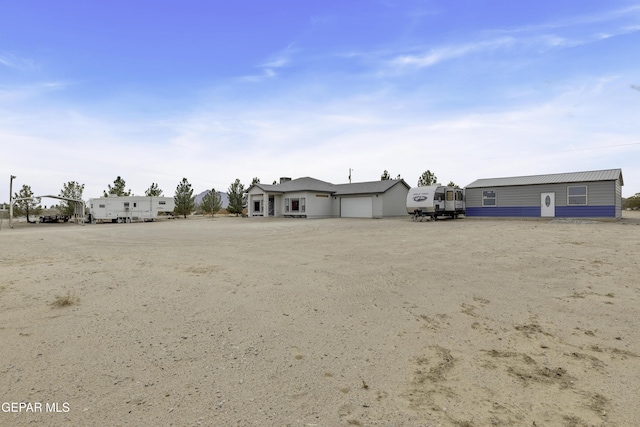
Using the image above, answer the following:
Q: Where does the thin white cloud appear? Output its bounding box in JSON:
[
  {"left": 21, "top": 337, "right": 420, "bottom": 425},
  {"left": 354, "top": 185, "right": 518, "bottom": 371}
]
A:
[
  {"left": 239, "top": 44, "right": 297, "bottom": 82},
  {"left": 239, "top": 68, "right": 277, "bottom": 82},
  {"left": 0, "top": 81, "right": 70, "bottom": 102},
  {"left": 391, "top": 37, "right": 515, "bottom": 68},
  {"left": 387, "top": 4, "right": 640, "bottom": 70},
  {"left": 0, "top": 52, "right": 36, "bottom": 71}
]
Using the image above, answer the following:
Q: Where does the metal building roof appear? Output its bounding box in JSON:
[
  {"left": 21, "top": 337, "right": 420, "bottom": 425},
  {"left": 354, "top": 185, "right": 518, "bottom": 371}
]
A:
[{"left": 465, "top": 169, "right": 623, "bottom": 188}]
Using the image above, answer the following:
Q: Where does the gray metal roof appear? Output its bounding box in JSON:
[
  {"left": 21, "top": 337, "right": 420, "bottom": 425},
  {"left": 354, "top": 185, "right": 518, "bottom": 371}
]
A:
[
  {"left": 248, "top": 177, "right": 410, "bottom": 195},
  {"left": 249, "top": 177, "right": 335, "bottom": 193},
  {"left": 465, "top": 169, "right": 623, "bottom": 188},
  {"left": 333, "top": 179, "right": 410, "bottom": 195}
]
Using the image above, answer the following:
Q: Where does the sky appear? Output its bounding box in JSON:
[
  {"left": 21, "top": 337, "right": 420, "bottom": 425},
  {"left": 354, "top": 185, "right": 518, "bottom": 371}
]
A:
[{"left": 1, "top": 0, "right": 640, "bottom": 204}]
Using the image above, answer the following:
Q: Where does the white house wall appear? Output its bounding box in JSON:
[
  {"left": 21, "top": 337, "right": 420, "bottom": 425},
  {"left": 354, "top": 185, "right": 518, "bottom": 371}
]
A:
[
  {"left": 382, "top": 184, "right": 412, "bottom": 216},
  {"left": 246, "top": 180, "right": 410, "bottom": 218},
  {"left": 306, "top": 193, "right": 333, "bottom": 218}
]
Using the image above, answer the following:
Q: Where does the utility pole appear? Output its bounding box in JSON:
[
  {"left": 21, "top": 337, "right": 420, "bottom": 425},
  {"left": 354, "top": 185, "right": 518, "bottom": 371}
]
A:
[
  {"left": 9, "top": 175, "right": 16, "bottom": 228},
  {"left": 348, "top": 168, "right": 353, "bottom": 183}
]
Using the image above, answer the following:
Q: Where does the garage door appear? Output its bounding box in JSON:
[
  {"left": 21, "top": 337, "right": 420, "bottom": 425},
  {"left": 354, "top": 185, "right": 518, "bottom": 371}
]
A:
[{"left": 341, "top": 197, "right": 373, "bottom": 218}]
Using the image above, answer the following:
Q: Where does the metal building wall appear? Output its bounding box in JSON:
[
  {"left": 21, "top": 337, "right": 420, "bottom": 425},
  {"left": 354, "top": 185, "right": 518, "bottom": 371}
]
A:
[{"left": 465, "top": 180, "right": 619, "bottom": 218}]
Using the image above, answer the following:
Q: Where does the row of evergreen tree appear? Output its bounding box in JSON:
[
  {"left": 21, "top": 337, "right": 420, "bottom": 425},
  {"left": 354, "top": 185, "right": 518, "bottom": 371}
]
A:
[
  {"left": 6, "top": 176, "right": 251, "bottom": 220},
  {"left": 380, "top": 169, "right": 458, "bottom": 188}
]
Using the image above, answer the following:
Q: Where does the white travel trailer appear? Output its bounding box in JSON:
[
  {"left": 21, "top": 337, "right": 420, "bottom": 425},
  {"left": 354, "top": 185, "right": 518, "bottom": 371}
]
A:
[
  {"left": 87, "top": 195, "right": 175, "bottom": 223},
  {"left": 406, "top": 185, "right": 465, "bottom": 221}
]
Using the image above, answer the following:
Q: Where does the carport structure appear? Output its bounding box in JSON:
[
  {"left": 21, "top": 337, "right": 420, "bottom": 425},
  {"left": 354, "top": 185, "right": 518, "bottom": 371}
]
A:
[{"left": 9, "top": 195, "right": 85, "bottom": 229}]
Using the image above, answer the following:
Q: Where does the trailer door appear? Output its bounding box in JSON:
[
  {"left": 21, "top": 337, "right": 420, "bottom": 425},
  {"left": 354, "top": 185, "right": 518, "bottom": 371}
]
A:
[{"left": 445, "top": 190, "right": 455, "bottom": 212}]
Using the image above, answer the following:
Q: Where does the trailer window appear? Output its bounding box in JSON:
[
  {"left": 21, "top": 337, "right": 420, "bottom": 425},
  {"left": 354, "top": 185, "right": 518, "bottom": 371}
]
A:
[
  {"left": 446, "top": 191, "right": 454, "bottom": 201},
  {"left": 435, "top": 192, "right": 445, "bottom": 202},
  {"left": 133, "top": 203, "right": 137, "bottom": 208},
  {"left": 482, "top": 190, "right": 496, "bottom": 206},
  {"left": 455, "top": 190, "right": 463, "bottom": 201},
  {"left": 99, "top": 204, "right": 105, "bottom": 208},
  {"left": 567, "top": 186, "right": 587, "bottom": 205},
  {"left": 159, "top": 201, "right": 166, "bottom": 205}
]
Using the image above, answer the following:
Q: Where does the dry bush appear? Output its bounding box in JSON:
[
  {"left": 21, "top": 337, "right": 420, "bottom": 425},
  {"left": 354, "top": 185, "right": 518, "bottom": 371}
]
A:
[{"left": 51, "top": 291, "right": 80, "bottom": 308}]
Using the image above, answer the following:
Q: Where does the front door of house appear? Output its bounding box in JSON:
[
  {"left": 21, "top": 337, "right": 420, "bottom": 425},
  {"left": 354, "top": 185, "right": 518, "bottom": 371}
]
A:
[{"left": 541, "top": 192, "right": 555, "bottom": 217}]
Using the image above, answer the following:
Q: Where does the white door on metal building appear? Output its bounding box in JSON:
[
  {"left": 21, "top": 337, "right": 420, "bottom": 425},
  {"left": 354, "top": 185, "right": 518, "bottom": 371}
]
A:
[{"left": 541, "top": 192, "right": 555, "bottom": 217}]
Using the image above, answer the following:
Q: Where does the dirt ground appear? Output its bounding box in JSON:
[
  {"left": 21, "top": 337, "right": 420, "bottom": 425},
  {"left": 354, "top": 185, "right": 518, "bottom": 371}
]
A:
[{"left": 1, "top": 213, "right": 639, "bottom": 426}]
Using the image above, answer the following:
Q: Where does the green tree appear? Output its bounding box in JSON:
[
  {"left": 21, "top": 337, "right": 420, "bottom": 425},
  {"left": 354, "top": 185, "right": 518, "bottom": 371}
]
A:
[
  {"left": 447, "top": 181, "right": 458, "bottom": 188},
  {"left": 381, "top": 170, "right": 391, "bottom": 180},
  {"left": 58, "top": 181, "right": 85, "bottom": 216},
  {"left": 227, "top": 179, "right": 245, "bottom": 216},
  {"left": 418, "top": 170, "right": 438, "bottom": 187},
  {"left": 145, "top": 183, "right": 163, "bottom": 197},
  {"left": 174, "top": 178, "right": 195, "bottom": 218},
  {"left": 104, "top": 176, "right": 132, "bottom": 197},
  {"left": 202, "top": 188, "right": 222, "bottom": 217},
  {"left": 13, "top": 184, "right": 42, "bottom": 222},
  {"left": 251, "top": 177, "right": 260, "bottom": 185},
  {"left": 624, "top": 193, "right": 640, "bottom": 210}
]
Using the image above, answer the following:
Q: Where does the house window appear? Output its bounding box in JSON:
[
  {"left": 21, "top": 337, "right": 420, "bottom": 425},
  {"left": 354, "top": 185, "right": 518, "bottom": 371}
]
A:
[
  {"left": 285, "top": 197, "right": 305, "bottom": 212},
  {"left": 567, "top": 186, "right": 587, "bottom": 205},
  {"left": 482, "top": 190, "right": 496, "bottom": 206}
]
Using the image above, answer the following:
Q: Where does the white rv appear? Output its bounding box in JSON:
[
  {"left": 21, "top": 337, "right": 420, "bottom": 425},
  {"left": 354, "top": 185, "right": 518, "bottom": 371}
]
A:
[
  {"left": 87, "top": 195, "right": 175, "bottom": 223},
  {"left": 406, "top": 185, "right": 465, "bottom": 220}
]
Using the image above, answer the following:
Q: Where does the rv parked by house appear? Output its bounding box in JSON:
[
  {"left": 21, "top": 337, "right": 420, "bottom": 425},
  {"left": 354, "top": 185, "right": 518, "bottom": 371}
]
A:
[
  {"left": 87, "top": 195, "right": 175, "bottom": 223},
  {"left": 406, "top": 185, "right": 465, "bottom": 221}
]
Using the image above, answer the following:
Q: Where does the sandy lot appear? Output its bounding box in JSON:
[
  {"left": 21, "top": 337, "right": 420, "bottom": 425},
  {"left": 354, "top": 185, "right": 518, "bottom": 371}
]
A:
[{"left": 1, "top": 213, "right": 639, "bottom": 426}]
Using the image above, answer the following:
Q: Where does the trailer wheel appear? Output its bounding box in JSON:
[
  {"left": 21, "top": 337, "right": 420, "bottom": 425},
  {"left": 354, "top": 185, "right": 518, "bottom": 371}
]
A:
[
  {"left": 126, "top": 217, "right": 131, "bottom": 223},
  {"left": 117, "top": 217, "right": 123, "bottom": 224}
]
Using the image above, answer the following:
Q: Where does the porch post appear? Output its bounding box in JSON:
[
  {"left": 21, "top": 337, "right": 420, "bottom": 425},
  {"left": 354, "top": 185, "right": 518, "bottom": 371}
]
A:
[{"left": 263, "top": 193, "right": 268, "bottom": 216}]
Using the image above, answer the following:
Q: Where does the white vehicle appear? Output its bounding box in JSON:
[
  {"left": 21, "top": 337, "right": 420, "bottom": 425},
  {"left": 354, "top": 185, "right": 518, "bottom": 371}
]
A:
[
  {"left": 406, "top": 185, "right": 465, "bottom": 221},
  {"left": 87, "top": 195, "right": 175, "bottom": 223}
]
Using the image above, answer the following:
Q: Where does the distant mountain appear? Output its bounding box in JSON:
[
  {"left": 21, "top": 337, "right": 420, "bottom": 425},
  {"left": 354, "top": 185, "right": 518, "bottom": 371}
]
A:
[{"left": 194, "top": 190, "right": 229, "bottom": 208}]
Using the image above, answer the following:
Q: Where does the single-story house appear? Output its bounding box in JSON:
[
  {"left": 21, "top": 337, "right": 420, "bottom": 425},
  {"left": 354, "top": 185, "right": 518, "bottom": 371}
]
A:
[
  {"left": 464, "top": 169, "right": 623, "bottom": 218},
  {"left": 246, "top": 177, "right": 410, "bottom": 218}
]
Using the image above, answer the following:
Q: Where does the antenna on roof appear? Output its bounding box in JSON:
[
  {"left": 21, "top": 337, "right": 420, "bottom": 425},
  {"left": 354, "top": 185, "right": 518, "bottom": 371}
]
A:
[{"left": 349, "top": 168, "right": 353, "bottom": 183}]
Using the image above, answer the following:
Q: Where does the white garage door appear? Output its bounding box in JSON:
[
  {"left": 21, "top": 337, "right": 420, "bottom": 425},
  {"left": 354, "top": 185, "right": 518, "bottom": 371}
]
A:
[{"left": 341, "top": 197, "right": 373, "bottom": 218}]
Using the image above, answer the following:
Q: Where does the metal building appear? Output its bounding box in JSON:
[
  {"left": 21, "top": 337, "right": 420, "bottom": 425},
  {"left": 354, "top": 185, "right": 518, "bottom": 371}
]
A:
[{"left": 464, "top": 169, "right": 623, "bottom": 218}]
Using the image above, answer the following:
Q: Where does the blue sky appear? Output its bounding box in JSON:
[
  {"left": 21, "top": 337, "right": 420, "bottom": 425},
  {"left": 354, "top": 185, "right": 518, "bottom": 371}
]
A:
[{"left": 2, "top": 0, "right": 639, "bottom": 203}]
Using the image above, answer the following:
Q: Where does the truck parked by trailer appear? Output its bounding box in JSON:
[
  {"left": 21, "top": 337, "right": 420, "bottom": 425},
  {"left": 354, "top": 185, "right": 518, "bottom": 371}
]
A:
[
  {"left": 87, "top": 195, "right": 175, "bottom": 224},
  {"left": 406, "top": 185, "right": 465, "bottom": 221}
]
